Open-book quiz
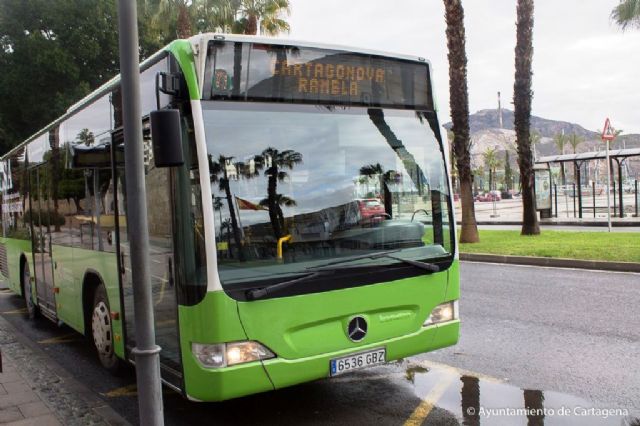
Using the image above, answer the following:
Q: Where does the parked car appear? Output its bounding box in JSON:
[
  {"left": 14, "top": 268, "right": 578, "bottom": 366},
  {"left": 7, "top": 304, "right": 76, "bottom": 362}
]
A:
[
  {"left": 475, "top": 192, "right": 501, "bottom": 202},
  {"left": 357, "top": 198, "right": 387, "bottom": 221}
]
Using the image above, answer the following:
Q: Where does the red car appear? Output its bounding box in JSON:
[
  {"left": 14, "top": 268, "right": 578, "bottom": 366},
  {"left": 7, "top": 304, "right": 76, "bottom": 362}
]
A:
[
  {"left": 357, "top": 198, "right": 386, "bottom": 221},
  {"left": 474, "top": 192, "right": 500, "bottom": 202}
]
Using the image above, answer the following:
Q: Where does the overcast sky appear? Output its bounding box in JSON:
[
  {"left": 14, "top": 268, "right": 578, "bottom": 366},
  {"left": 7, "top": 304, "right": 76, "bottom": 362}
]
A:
[{"left": 283, "top": 0, "right": 640, "bottom": 134}]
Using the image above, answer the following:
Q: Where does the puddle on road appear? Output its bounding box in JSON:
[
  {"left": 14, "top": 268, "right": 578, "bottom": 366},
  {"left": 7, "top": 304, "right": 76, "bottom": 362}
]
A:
[{"left": 406, "top": 362, "right": 638, "bottom": 425}]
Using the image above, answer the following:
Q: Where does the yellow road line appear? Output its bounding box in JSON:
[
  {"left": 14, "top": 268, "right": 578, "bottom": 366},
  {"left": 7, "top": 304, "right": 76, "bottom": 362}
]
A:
[
  {"left": 38, "top": 333, "right": 81, "bottom": 345},
  {"left": 1, "top": 308, "right": 28, "bottom": 314},
  {"left": 102, "top": 384, "right": 138, "bottom": 398},
  {"left": 102, "top": 383, "right": 174, "bottom": 398},
  {"left": 404, "top": 374, "right": 455, "bottom": 426}
]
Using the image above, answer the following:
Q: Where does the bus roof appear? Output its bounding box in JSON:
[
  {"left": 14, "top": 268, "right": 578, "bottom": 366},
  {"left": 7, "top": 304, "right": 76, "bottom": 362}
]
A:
[{"left": 2, "top": 33, "right": 432, "bottom": 161}]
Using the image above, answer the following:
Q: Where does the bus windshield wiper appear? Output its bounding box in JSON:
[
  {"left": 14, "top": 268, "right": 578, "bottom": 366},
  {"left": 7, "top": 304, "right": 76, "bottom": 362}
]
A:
[
  {"left": 246, "top": 271, "right": 331, "bottom": 301},
  {"left": 308, "top": 250, "right": 440, "bottom": 273}
]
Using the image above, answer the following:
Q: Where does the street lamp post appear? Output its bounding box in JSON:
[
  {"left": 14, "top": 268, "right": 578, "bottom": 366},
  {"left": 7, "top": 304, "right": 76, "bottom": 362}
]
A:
[{"left": 116, "top": 1, "right": 164, "bottom": 424}]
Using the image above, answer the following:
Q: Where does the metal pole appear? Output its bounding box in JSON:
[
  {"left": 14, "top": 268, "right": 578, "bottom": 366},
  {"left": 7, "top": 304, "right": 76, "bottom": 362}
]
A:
[
  {"left": 577, "top": 165, "right": 582, "bottom": 219},
  {"left": 116, "top": 1, "right": 164, "bottom": 425},
  {"left": 572, "top": 183, "right": 576, "bottom": 218},
  {"left": 592, "top": 181, "right": 596, "bottom": 218},
  {"left": 613, "top": 180, "right": 617, "bottom": 217},
  {"left": 617, "top": 160, "right": 623, "bottom": 218},
  {"left": 554, "top": 183, "right": 558, "bottom": 218},
  {"left": 635, "top": 179, "right": 638, "bottom": 217},
  {"left": 605, "top": 140, "right": 611, "bottom": 232}
]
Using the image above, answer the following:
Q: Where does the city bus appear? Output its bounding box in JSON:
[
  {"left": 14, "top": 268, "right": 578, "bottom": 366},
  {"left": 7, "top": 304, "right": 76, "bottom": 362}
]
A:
[{"left": 0, "top": 34, "right": 459, "bottom": 401}]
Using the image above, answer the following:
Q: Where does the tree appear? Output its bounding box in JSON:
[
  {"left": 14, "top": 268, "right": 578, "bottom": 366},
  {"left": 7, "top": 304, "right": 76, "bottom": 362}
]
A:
[
  {"left": 359, "top": 163, "right": 396, "bottom": 217},
  {"left": 482, "top": 148, "right": 501, "bottom": 191},
  {"left": 236, "top": 0, "right": 291, "bottom": 35},
  {"left": 568, "top": 133, "right": 583, "bottom": 182},
  {"left": 513, "top": 0, "right": 540, "bottom": 235},
  {"left": 447, "top": 130, "right": 458, "bottom": 193},
  {"left": 209, "top": 154, "right": 246, "bottom": 261},
  {"left": 0, "top": 0, "right": 120, "bottom": 147},
  {"left": 254, "top": 147, "right": 302, "bottom": 240},
  {"left": 552, "top": 132, "right": 567, "bottom": 185},
  {"left": 529, "top": 130, "right": 541, "bottom": 162},
  {"left": 443, "top": 0, "right": 480, "bottom": 243},
  {"left": 504, "top": 150, "right": 513, "bottom": 191},
  {"left": 611, "top": 0, "right": 640, "bottom": 30}
]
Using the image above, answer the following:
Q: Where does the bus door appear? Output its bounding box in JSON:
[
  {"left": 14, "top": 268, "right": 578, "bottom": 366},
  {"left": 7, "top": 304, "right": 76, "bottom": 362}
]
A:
[
  {"left": 115, "top": 126, "right": 183, "bottom": 388},
  {"left": 29, "top": 166, "right": 57, "bottom": 318}
]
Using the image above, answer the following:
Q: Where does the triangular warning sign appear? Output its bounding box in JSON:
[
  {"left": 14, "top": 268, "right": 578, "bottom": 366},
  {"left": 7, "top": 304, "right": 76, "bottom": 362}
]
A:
[{"left": 601, "top": 118, "right": 616, "bottom": 141}]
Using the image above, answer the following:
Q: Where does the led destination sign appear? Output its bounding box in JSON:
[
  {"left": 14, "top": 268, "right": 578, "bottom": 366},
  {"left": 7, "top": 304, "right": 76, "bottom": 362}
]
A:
[
  {"left": 204, "top": 41, "right": 433, "bottom": 110},
  {"left": 272, "top": 60, "right": 386, "bottom": 97}
]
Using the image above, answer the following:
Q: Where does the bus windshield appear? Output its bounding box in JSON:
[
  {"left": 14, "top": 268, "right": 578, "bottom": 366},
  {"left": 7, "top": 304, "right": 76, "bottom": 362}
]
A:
[{"left": 204, "top": 102, "right": 453, "bottom": 298}]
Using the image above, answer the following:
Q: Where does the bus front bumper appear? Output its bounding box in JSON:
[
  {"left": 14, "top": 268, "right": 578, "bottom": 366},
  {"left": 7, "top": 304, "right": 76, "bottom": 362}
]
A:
[{"left": 183, "top": 320, "right": 459, "bottom": 401}]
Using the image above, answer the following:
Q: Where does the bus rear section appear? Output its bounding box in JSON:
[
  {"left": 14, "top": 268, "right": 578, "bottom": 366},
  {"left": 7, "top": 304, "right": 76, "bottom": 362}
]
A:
[{"left": 173, "top": 37, "right": 459, "bottom": 401}]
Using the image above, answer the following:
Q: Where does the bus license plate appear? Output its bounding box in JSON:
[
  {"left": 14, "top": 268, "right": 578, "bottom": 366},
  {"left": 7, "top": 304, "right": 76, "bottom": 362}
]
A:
[{"left": 330, "top": 348, "right": 386, "bottom": 376}]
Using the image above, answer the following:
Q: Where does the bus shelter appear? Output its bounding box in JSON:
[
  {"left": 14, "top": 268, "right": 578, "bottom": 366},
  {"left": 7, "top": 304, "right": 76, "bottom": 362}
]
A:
[{"left": 536, "top": 147, "right": 640, "bottom": 218}]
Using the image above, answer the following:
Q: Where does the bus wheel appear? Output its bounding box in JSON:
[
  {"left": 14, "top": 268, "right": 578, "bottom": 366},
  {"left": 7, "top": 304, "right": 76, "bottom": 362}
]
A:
[
  {"left": 22, "top": 261, "right": 36, "bottom": 319},
  {"left": 91, "top": 285, "right": 121, "bottom": 373}
]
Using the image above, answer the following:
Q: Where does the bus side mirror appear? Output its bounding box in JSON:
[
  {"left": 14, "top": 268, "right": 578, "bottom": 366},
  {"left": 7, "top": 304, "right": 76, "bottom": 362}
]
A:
[{"left": 150, "top": 109, "right": 184, "bottom": 167}]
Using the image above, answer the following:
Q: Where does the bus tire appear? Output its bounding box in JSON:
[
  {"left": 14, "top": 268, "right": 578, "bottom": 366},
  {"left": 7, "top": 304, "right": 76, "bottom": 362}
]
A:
[
  {"left": 91, "top": 284, "right": 122, "bottom": 374},
  {"left": 22, "top": 260, "right": 37, "bottom": 320}
]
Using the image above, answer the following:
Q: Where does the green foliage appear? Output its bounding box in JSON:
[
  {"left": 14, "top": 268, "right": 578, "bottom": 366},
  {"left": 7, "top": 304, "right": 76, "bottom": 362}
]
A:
[
  {"left": 0, "top": 0, "right": 118, "bottom": 148},
  {"left": 0, "top": 0, "right": 292, "bottom": 153},
  {"left": 611, "top": 0, "right": 640, "bottom": 30}
]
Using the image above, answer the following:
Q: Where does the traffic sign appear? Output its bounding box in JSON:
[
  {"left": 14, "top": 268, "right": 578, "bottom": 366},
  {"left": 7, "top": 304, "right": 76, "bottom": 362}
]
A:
[{"left": 601, "top": 118, "right": 616, "bottom": 141}]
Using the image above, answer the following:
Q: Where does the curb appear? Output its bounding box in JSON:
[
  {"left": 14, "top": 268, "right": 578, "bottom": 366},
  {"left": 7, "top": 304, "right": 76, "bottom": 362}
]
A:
[
  {"left": 460, "top": 253, "right": 640, "bottom": 273},
  {"left": 0, "top": 314, "right": 131, "bottom": 426},
  {"left": 456, "top": 220, "right": 640, "bottom": 227}
]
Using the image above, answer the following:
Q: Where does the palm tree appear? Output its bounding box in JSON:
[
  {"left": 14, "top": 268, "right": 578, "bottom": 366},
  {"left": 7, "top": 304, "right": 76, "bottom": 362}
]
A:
[
  {"left": 552, "top": 132, "right": 567, "bottom": 185},
  {"left": 259, "top": 193, "right": 296, "bottom": 233},
  {"left": 210, "top": 154, "right": 246, "bottom": 261},
  {"left": 359, "top": 163, "right": 396, "bottom": 217},
  {"left": 359, "top": 163, "right": 383, "bottom": 196},
  {"left": 447, "top": 130, "right": 458, "bottom": 193},
  {"left": 236, "top": 0, "right": 291, "bottom": 35},
  {"left": 529, "top": 130, "right": 541, "bottom": 162},
  {"left": 213, "top": 195, "right": 224, "bottom": 236},
  {"left": 568, "top": 133, "right": 583, "bottom": 183},
  {"left": 147, "top": 0, "right": 194, "bottom": 39},
  {"left": 611, "top": 0, "right": 640, "bottom": 30},
  {"left": 504, "top": 150, "right": 513, "bottom": 191},
  {"left": 255, "top": 147, "right": 302, "bottom": 239},
  {"left": 482, "top": 147, "right": 501, "bottom": 191},
  {"left": 443, "top": 0, "right": 479, "bottom": 243},
  {"left": 513, "top": 0, "right": 539, "bottom": 235}
]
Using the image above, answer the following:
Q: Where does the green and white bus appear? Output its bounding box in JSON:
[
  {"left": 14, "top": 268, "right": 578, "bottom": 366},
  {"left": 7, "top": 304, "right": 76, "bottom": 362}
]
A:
[{"left": 0, "top": 34, "right": 459, "bottom": 401}]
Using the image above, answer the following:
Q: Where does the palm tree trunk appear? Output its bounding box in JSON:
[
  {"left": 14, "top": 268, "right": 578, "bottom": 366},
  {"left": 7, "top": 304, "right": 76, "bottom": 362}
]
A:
[
  {"left": 245, "top": 14, "right": 258, "bottom": 35},
  {"left": 267, "top": 172, "right": 282, "bottom": 239},
  {"left": 224, "top": 181, "right": 245, "bottom": 261},
  {"left": 514, "top": 0, "right": 540, "bottom": 235},
  {"left": 444, "top": 0, "right": 479, "bottom": 243}
]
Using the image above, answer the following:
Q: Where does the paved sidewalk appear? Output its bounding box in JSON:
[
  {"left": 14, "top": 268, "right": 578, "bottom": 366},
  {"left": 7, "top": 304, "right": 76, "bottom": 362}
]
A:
[{"left": 0, "top": 289, "right": 129, "bottom": 426}]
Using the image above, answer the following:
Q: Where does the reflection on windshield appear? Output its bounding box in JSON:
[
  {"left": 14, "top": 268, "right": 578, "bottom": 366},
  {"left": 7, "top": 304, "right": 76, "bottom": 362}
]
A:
[{"left": 203, "top": 103, "right": 452, "bottom": 288}]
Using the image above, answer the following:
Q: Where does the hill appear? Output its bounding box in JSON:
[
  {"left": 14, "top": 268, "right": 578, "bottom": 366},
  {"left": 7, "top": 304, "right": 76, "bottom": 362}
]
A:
[{"left": 444, "top": 109, "right": 640, "bottom": 170}]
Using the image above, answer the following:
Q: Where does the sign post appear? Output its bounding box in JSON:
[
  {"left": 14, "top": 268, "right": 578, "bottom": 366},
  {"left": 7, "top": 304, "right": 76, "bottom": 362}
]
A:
[{"left": 601, "top": 118, "right": 616, "bottom": 232}]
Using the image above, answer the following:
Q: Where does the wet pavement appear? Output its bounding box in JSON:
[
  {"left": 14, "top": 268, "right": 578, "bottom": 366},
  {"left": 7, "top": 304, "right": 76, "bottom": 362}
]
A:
[{"left": 2, "top": 262, "right": 640, "bottom": 425}]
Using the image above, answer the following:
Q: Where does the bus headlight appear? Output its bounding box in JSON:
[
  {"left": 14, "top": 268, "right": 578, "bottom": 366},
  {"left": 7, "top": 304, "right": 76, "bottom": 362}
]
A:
[
  {"left": 192, "top": 341, "right": 275, "bottom": 368},
  {"left": 423, "top": 300, "right": 459, "bottom": 326}
]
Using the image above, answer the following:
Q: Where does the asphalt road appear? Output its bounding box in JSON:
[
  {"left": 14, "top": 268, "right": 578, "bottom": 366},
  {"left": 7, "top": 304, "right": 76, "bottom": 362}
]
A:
[{"left": 1, "top": 262, "right": 639, "bottom": 425}]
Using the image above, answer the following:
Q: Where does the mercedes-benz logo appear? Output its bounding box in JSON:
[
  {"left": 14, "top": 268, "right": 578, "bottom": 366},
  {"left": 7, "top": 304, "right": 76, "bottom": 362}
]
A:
[{"left": 347, "top": 316, "right": 368, "bottom": 342}]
